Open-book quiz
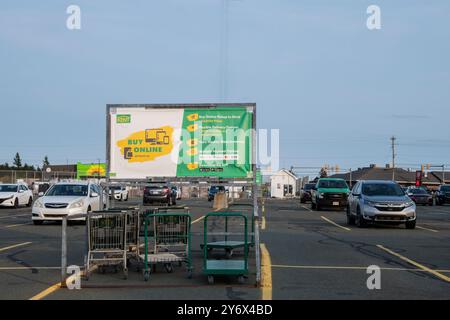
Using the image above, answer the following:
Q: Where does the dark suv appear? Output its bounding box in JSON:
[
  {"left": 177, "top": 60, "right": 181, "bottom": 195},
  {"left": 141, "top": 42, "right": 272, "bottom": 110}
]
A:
[
  {"left": 143, "top": 185, "right": 176, "bottom": 206},
  {"left": 311, "top": 178, "right": 350, "bottom": 211},
  {"left": 436, "top": 185, "right": 450, "bottom": 205},
  {"left": 300, "top": 183, "right": 315, "bottom": 203}
]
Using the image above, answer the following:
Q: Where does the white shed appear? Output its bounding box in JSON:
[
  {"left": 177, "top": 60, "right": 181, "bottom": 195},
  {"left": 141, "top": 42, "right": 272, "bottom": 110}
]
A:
[{"left": 270, "top": 169, "right": 298, "bottom": 199}]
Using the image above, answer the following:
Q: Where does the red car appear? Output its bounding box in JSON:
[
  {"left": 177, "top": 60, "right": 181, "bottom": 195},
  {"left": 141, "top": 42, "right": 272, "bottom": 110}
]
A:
[{"left": 406, "top": 187, "right": 433, "bottom": 206}]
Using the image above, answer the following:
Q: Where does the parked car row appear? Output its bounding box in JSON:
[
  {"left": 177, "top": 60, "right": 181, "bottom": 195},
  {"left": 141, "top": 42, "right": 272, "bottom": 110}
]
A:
[{"left": 302, "top": 178, "right": 419, "bottom": 229}]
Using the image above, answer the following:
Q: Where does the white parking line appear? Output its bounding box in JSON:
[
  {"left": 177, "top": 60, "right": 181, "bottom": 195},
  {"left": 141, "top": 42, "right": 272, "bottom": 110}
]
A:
[
  {"left": 2, "top": 223, "right": 31, "bottom": 229},
  {"left": 416, "top": 226, "right": 439, "bottom": 233},
  {"left": 0, "top": 242, "right": 32, "bottom": 253},
  {"left": 0, "top": 266, "right": 60, "bottom": 270},
  {"left": 300, "top": 205, "right": 312, "bottom": 212},
  {"left": 321, "top": 216, "right": 351, "bottom": 231},
  {"left": 0, "top": 213, "right": 30, "bottom": 220}
]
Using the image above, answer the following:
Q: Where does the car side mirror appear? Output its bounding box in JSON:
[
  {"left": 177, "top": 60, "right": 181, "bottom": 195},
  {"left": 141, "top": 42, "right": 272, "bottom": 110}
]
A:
[
  {"left": 91, "top": 192, "right": 99, "bottom": 198},
  {"left": 38, "top": 192, "right": 44, "bottom": 197}
]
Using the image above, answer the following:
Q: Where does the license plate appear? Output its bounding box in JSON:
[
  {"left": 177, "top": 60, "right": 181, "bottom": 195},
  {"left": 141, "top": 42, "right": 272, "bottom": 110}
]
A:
[{"left": 333, "top": 202, "right": 339, "bottom": 206}]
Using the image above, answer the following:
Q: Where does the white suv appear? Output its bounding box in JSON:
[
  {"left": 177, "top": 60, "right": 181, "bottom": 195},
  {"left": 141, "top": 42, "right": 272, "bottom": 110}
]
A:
[
  {"left": 109, "top": 185, "right": 129, "bottom": 201},
  {"left": 32, "top": 181, "right": 104, "bottom": 225},
  {"left": 0, "top": 183, "right": 34, "bottom": 208}
]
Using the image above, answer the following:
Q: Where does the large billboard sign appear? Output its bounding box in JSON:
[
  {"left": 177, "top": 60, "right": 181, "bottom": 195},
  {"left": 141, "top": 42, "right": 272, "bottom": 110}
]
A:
[{"left": 107, "top": 104, "right": 255, "bottom": 180}]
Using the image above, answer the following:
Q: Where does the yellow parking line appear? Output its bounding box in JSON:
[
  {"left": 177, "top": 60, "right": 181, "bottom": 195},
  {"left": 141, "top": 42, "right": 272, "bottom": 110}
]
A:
[
  {"left": 321, "top": 216, "right": 351, "bottom": 231},
  {"left": 191, "top": 216, "right": 205, "bottom": 224},
  {"left": 271, "top": 264, "right": 450, "bottom": 273},
  {"left": 377, "top": 245, "right": 450, "bottom": 283},
  {"left": 260, "top": 243, "right": 272, "bottom": 300},
  {"left": 191, "top": 207, "right": 222, "bottom": 225},
  {"left": 30, "top": 269, "right": 87, "bottom": 300},
  {"left": 29, "top": 283, "right": 61, "bottom": 300},
  {"left": 261, "top": 216, "right": 266, "bottom": 230},
  {"left": 416, "top": 226, "right": 439, "bottom": 233},
  {"left": 0, "top": 242, "right": 32, "bottom": 253}
]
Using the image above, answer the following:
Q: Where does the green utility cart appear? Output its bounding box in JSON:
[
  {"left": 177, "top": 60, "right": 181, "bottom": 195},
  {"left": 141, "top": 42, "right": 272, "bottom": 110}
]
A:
[{"left": 203, "top": 212, "right": 248, "bottom": 284}]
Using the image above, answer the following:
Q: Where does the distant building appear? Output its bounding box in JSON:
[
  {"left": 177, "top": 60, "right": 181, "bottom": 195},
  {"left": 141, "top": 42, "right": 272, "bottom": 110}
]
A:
[
  {"left": 270, "top": 169, "right": 298, "bottom": 198},
  {"left": 330, "top": 164, "right": 446, "bottom": 190}
]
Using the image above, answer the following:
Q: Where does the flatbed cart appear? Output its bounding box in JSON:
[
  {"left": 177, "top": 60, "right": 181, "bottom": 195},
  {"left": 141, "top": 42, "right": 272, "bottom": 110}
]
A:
[
  {"left": 203, "top": 212, "right": 248, "bottom": 284},
  {"left": 228, "top": 202, "right": 255, "bottom": 247},
  {"left": 141, "top": 212, "right": 193, "bottom": 281},
  {"left": 200, "top": 206, "right": 253, "bottom": 258}
]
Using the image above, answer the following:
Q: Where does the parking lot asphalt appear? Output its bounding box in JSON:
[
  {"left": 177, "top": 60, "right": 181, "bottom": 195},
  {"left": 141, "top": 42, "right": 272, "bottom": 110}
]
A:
[{"left": 0, "top": 198, "right": 449, "bottom": 300}]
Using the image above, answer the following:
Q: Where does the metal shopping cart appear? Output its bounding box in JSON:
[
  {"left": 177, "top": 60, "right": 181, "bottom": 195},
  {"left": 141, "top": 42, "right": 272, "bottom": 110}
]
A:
[
  {"left": 141, "top": 212, "right": 193, "bottom": 281},
  {"left": 85, "top": 210, "right": 134, "bottom": 280}
]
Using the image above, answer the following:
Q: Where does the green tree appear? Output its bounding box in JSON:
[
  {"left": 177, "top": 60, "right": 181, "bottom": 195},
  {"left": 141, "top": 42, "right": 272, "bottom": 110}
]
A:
[
  {"left": 319, "top": 167, "right": 328, "bottom": 178},
  {"left": 43, "top": 156, "right": 50, "bottom": 167},
  {"left": 13, "top": 152, "right": 22, "bottom": 168}
]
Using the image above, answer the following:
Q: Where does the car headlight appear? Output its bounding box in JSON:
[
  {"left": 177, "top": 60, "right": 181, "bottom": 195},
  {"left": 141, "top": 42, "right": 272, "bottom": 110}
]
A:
[
  {"left": 69, "top": 199, "right": 84, "bottom": 209},
  {"left": 34, "top": 199, "right": 43, "bottom": 208},
  {"left": 365, "top": 200, "right": 377, "bottom": 207},
  {"left": 404, "top": 201, "right": 415, "bottom": 208},
  {"left": 318, "top": 193, "right": 325, "bottom": 199}
]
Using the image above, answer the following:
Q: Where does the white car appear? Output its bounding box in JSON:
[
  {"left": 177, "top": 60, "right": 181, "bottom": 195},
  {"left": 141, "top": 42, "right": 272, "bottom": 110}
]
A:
[
  {"left": 32, "top": 181, "right": 104, "bottom": 225},
  {"left": 109, "top": 185, "right": 129, "bottom": 201},
  {"left": 0, "top": 183, "right": 34, "bottom": 208}
]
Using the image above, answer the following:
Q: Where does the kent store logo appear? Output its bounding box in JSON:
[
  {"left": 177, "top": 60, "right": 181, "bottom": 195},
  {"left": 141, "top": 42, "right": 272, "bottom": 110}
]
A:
[{"left": 117, "top": 114, "right": 131, "bottom": 124}]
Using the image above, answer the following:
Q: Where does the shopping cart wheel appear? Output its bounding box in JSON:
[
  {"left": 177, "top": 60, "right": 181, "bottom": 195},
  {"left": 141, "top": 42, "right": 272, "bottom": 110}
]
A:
[
  {"left": 225, "top": 249, "right": 233, "bottom": 259},
  {"left": 207, "top": 275, "right": 214, "bottom": 285},
  {"left": 164, "top": 263, "right": 173, "bottom": 273},
  {"left": 238, "top": 276, "right": 245, "bottom": 284},
  {"left": 143, "top": 270, "right": 150, "bottom": 282}
]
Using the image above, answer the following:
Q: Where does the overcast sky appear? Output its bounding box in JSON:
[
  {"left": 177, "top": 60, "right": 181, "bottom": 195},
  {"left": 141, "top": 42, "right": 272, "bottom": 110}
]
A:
[{"left": 1, "top": 0, "right": 449, "bottom": 173}]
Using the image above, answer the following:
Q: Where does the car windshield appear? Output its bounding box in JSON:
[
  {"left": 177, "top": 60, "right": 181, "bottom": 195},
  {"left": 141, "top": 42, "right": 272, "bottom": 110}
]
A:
[
  {"left": 441, "top": 186, "right": 450, "bottom": 192},
  {"left": 46, "top": 185, "right": 88, "bottom": 196},
  {"left": 0, "top": 185, "right": 18, "bottom": 192},
  {"left": 362, "top": 183, "right": 404, "bottom": 197},
  {"left": 409, "top": 188, "right": 427, "bottom": 194},
  {"left": 304, "top": 184, "right": 315, "bottom": 191},
  {"left": 318, "top": 180, "right": 348, "bottom": 189}
]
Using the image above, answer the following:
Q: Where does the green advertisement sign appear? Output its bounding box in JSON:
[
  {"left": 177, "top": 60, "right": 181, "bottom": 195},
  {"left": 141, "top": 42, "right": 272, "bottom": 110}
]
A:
[
  {"left": 77, "top": 162, "right": 106, "bottom": 179},
  {"left": 176, "top": 107, "right": 253, "bottom": 178}
]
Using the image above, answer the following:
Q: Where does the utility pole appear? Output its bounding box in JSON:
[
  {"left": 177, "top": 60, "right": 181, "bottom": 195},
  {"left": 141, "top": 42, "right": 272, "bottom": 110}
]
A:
[
  {"left": 391, "top": 136, "right": 396, "bottom": 181},
  {"left": 219, "top": 0, "right": 229, "bottom": 102}
]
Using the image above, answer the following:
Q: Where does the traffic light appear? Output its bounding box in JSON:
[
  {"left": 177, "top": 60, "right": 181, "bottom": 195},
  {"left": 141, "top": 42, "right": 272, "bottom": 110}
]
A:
[{"left": 415, "top": 170, "right": 422, "bottom": 187}]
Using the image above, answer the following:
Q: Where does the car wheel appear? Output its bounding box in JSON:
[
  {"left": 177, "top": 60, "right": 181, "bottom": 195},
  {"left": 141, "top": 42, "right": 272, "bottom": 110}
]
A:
[
  {"left": 405, "top": 220, "right": 416, "bottom": 229},
  {"left": 13, "top": 198, "right": 19, "bottom": 209},
  {"left": 316, "top": 201, "right": 321, "bottom": 211},
  {"left": 33, "top": 220, "right": 43, "bottom": 225},
  {"left": 300, "top": 198, "right": 306, "bottom": 204},
  {"left": 311, "top": 201, "right": 316, "bottom": 210},
  {"left": 356, "top": 208, "right": 367, "bottom": 228},
  {"left": 87, "top": 206, "right": 92, "bottom": 213},
  {"left": 27, "top": 197, "right": 33, "bottom": 207},
  {"left": 346, "top": 206, "right": 355, "bottom": 225}
]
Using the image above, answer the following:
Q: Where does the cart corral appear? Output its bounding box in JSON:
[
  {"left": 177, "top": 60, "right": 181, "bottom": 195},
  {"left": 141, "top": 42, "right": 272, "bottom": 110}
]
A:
[{"left": 58, "top": 103, "right": 261, "bottom": 289}]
